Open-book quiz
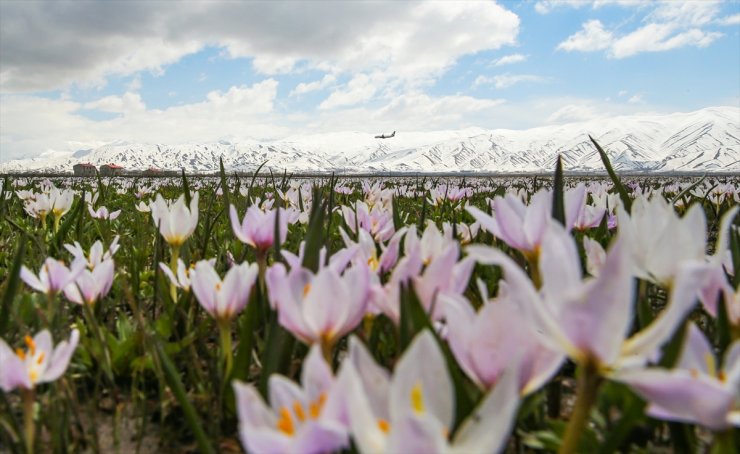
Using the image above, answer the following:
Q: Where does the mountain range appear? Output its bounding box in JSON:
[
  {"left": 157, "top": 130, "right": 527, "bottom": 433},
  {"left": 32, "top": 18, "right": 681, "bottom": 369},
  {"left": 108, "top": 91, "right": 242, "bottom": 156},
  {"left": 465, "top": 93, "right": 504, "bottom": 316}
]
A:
[{"left": 1, "top": 106, "right": 738, "bottom": 174}]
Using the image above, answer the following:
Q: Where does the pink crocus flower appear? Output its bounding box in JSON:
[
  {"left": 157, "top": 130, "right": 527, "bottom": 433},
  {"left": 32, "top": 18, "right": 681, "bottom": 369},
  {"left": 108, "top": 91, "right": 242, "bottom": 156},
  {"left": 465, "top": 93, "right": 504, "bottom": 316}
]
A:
[
  {"left": 63, "top": 259, "right": 115, "bottom": 306},
  {"left": 339, "top": 227, "right": 405, "bottom": 275},
  {"left": 412, "top": 242, "right": 475, "bottom": 321},
  {"left": 232, "top": 345, "right": 348, "bottom": 454},
  {"left": 230, "top": 204, "right": 288, "bottom": 253},
  {"left": 468, "top": 221, "right": 712, "bottom": 372},
  {"left": 466, "top": 187, "right": 585, "bottom": 257},
  {"left": 443, "top": 292, "right": 564, "bottom": 395},
  {"left": 88, "top": 204, "right": 121, "bottom": 220},
  {"left": 189, "top": 260, "right": 258, "bottom": 321},
  {"left": 150, "top": 192, "right": 200, "bottom": 247},
  {"left": 0, "top": 329, "right": 79, "bottom": 391},
  {"left": 65, "top": 236, "right": 120, "bottom": 270},
  {"left": 265, "top": 263, "right": 370, "bottom": 348},
  {"left": 159, "top": 258, "right": 216, "bottom": 292},
  {"left": 615, "top": 324, "right": 740, "bottom": 431},
  {"left": 342, "top": 331, "right": 521, "bottom": 454},
  {"left": 20, "top": 258, "right": 85, "bottom": 297}
]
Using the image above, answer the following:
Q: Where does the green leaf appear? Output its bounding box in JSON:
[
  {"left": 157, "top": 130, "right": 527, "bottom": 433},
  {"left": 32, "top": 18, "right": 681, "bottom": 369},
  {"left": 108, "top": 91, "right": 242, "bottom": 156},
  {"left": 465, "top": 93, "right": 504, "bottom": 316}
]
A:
[
  {"left": 181, "top": 168, "right": 192, "bottom": 206},
  {"left": 246, "top": 160, "right": 269, "bottom": 207},
  {"left": 219, "top": 156, "right": 231, "bottom": 210},
  {"left": 302, "top": 186, "right": 326, "bottom": 273},
  {"left": 151, "top": 336, "right": 215, "bottom": 454},
  {"left": 551, "top": 155, "right": 565, "bottom": 227},
  {"left": 0, "top": 236, "right": 26, "bottom": 337},
  {"left": 670, "top": 174, "right": 706, "bottom": 206},
  {"left": 590, "top": 135, "right": 632, "bottom": 214}
]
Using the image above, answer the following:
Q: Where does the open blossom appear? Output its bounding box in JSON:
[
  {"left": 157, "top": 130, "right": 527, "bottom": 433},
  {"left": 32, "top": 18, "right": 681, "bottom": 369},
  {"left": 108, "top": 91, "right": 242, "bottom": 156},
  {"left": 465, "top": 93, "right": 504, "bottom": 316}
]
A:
[
  {"left": 229, "top": 204, "right": 288, "bottom": 252},
  {"left": 342, "top": 201, "right": 395, "bottom": 243},
  {"left": 159, "top": 258, "right": 215, "bottom": 292},
  {"left": 63, "top": 259, "right": 115, "bottom": 306},
  {"left": 0, "top": 329, "right": 79, "bottom": 391},
  {"left": 615, "top": 324, "right": 740, "bottom": 431},
  {"left": 412, "top": 242, "right": 475, "bottom": 320},
  {"left": 265, "top": 262, "right": 370, "bottom": 347},
  {"left": 21, "top": 258, "right": 85, "bottom": 297},
  {"left": 468, "top": 221, "right": 712, "bottom": 372},
  {"left": 65, "top": 236, "right": 120, "bottom": 270},
  {"left": 343, "top": 331, "right": 521, "bottom": 454},
  {"left": 618, "top": 196, "right": 737, "bottom": 287},
  {"left": 190, "top": 260, "right": 258, "bottom": 321},
  {"left": 232, "top": 345, "right": 348, "bottom": 454},
  {"left": 150, "top": 192, "right": 200, "bottom": 247},
  {"left": 443, "top": 291, "right": 564, "bottom": 395},
  {"left": 49, "top": 187, "right": 75, "bottom": 221}
]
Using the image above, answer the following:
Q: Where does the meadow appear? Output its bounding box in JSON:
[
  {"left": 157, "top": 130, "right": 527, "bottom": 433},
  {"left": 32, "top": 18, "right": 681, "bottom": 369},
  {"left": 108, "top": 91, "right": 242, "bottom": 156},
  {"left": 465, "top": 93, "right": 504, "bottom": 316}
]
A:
[{"left": 1, "top": 150, "right": 739, "bottom": 453}]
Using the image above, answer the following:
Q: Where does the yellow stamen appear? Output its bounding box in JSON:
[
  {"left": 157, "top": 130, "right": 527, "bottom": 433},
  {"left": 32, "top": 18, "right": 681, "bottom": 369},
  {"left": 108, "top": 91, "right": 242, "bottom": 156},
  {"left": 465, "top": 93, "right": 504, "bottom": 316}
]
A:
[
  {"left": 15, "top": 348, "right": 26, "bottom": 360},
  {"left": 367, "top": 255, "right": 379, "bottom": 272},
  {"left": 303, "top": 283, "right": 311, "bottom": 299},
  {"left": 293, "top": 401, "right": 306, "bottom": 422},
  {"left": 215, "top": 282, "right": 222, "bottom": 291},
  {"left": 36, "top": 352, "right": 45, "bottom": 364},
  {"left": 276, "top": 407, "right": 295, "bottom": 436},
  {"left": 704, "top": 353, "right": 717, "bottom": 378},
  {"left": 410, "top": 382, "right": 425, "bottom": 414},
  {"left": 24, "top": 336, "right": 36, "bottom": 355},
  {"left": 377, "top": 418, "right": 391, "bottom": 433},
  {"left": 309, "top": 393, "right": 327, "bottom": 419}
]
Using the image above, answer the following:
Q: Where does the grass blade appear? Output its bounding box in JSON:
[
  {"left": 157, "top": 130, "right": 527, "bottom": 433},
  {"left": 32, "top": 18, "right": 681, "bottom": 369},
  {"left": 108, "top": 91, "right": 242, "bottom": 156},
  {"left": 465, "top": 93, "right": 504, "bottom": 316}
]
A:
[{"left": 589, "top": 135, "right": 632, "bottom": 214}]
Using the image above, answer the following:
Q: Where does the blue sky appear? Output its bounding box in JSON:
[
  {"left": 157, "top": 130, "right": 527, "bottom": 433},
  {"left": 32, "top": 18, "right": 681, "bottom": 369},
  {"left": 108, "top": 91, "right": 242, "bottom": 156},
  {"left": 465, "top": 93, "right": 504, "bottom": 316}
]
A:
[{"left": 1, "top": 0, "right": 738, "bottom": 161}]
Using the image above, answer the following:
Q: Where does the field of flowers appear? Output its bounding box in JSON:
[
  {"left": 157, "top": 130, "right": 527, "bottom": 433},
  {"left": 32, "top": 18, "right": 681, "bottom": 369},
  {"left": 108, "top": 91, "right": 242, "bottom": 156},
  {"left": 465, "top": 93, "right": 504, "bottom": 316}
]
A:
[{"left": 1, "top": 152, "right": 739, "bottom": 453}]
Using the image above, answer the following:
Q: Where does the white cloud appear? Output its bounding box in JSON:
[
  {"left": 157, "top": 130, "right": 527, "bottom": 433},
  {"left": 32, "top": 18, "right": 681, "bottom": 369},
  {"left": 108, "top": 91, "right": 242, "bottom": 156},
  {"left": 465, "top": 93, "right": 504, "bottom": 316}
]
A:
[
  {"left": 493, "top": 54, "right": 527, "bottom": 66},
  {"left": 627, "top": 94, "right": 643, "bottom": 104},
  {"left": 610, "top": 23, "right": 722, "bottom": 58},
  {"left": 319, "top": 74, "right": 379, "bottom": 110},
  {"left": 0, "top": 1, "right": 519, "bottom": 93},
  {"left": 716, "top": 13, "right": 740, "bottom": 26},
  {"left": 557, "top": 20, "right": 613, "bottom": 52},
  {"left": 289, "top": 74, "right": 336, "bottom": 97},
  {"left": 546, "top": 104, "right": 603, "bottom": 124},
  {"left": 648, "top": 1, "right": 721, "bottom": 27},
  {"left": 84, "top": 92, "right": 146, "bottom": 113},
  {"left": 475, "top": 74, "right": 545, "bottom": 89},
  {"left": 0, "top": 79, "right": 285, "bottom": 161}
]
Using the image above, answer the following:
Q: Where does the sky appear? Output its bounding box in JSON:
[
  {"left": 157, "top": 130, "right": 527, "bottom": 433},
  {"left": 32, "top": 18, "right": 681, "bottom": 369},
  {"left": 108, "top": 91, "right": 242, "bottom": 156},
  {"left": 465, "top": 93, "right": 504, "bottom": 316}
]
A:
[{"left": 0, "top": 0, "right": 739, "bottom": 162}]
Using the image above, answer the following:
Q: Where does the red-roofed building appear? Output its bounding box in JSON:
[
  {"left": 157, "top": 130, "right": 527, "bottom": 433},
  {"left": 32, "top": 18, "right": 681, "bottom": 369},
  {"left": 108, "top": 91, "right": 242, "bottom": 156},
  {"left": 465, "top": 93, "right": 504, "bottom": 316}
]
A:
[
  {"left": 100, "top": 163, "right": 124, "bottom": 176},
  {"left": 73, "top": 163, "right": 97, "bottom": 176}
]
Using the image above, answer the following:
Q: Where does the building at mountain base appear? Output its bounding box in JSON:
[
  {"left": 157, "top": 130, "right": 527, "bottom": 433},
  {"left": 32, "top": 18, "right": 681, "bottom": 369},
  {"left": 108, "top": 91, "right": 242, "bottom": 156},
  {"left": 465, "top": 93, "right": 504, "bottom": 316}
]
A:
[{"left": 73, "top": 163, "right": 97, "bottom": 176}]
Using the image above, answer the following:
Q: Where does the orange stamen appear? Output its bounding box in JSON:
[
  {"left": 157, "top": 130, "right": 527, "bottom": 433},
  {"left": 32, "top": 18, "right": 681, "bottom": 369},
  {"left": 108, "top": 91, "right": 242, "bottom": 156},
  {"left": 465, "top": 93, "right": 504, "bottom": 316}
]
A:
[
  {"left": 377, "top": 419, "right": 391, "bottom": 433},
  {"left": 276, "top": 407, "right": 295, "bottom": 436},
  {"left": 309, "top": 393, "right": 327, "bottom": 419},
  {"left": 293, "top": 401, "right": 306, "bottom": 422}
]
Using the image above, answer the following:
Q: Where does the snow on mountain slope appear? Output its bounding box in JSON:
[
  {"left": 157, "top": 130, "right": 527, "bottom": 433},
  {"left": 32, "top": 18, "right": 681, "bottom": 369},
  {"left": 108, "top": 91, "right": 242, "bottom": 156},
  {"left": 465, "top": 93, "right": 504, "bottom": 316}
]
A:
[{"left": 1, "top": 107, "right": 738, "bottom": 174}]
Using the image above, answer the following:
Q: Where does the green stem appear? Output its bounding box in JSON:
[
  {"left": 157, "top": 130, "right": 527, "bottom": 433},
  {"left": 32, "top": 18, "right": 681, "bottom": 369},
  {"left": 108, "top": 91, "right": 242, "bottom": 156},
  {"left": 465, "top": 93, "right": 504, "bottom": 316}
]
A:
[
  {"left": 53, "top": 215, "right": 61, "bottom": 235},
  {"left": 218, "top": 321, "right": 233, "bottom": 380},
  {"left": 22, "top": 388, "right": 35, "bottom": 454},
  {"left": 712, "top": 430, "right": 738, "bottom": 454},
  {"left": 558, "top": 360, "right": 602, "bottom": 454},
  {"left": 169, "top": 245, "right": 180, "bottom": 304},
  {"left": 82, "top": 302, "right": 115, "bottom": 384}
]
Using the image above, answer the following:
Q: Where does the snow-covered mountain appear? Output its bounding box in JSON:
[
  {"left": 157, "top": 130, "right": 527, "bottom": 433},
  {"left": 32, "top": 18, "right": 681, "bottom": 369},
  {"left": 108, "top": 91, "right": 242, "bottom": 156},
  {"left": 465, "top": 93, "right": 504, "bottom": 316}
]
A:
[{"left": 2, "top": 106, "right": 738, "bottom": 174}]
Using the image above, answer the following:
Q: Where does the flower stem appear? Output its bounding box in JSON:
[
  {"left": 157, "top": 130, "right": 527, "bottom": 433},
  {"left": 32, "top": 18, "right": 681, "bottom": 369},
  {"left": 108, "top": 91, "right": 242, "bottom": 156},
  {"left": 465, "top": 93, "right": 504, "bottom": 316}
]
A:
[
  {"left": 22, "top": 389, "right": 35, "bottom": 454},
  {"left": 558, "top": 360, "right": 601, "bottom": 454},
  {"left": 218, "top": 321, "right": 233, "bottom": 380},
  {"left": 711, "top": 430, "right": 738, "bottom": 454},
  {"left": 169, "top": 245, "right": 180, "bottom": 304}
]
